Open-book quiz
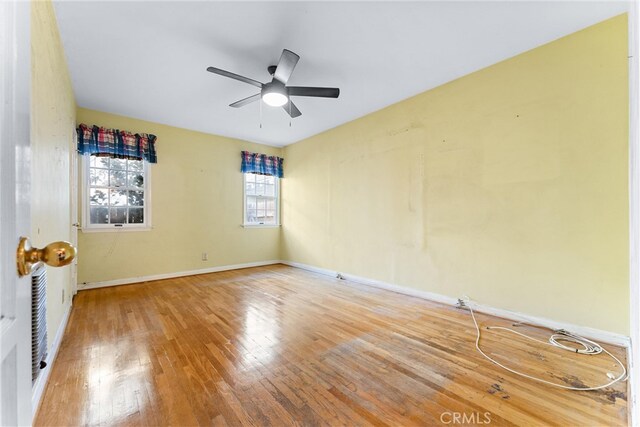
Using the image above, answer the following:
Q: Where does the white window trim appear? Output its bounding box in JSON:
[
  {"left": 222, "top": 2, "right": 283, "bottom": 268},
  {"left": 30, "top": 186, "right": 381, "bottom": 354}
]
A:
[
  {"left": 242, "top": 173, "right": 280, "bottom": 228},
  {"left": 81, "top": 154, "right": 152, "bottom": 232}
]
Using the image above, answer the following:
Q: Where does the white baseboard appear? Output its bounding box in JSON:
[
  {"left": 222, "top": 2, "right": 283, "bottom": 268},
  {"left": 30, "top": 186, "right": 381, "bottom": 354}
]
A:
[
  {"left": 78, "top": 260, "right": 282, "bottom": 290},
  {"left": 283, "top": 260, "right": 460, "bottom": 306},
  {"left": 32, "top": 302, "right": 72, "bottom": 420},
  {"left": 282, "top": 260, "right": 631, "bottom": 348}
]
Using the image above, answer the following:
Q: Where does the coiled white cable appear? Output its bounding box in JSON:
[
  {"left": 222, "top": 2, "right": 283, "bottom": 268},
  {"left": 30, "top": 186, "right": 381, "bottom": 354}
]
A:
[{"left": 463, "top": 296, "right": 626, "bottom": 391}]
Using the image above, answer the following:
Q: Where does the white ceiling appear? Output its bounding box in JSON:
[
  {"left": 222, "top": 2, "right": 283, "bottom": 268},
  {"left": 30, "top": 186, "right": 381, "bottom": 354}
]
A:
[{"left": 54, "top": 1, "right": 629, "bottom": 147}]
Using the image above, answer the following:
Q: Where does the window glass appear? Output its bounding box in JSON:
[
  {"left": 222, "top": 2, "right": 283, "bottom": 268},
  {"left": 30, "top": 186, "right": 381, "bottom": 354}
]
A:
[
  {"left": 244, "top": 173, "right": 278, "bottom": 226},
  {"left": 86, "top": 157, "right": 148, "bottom": 228}
]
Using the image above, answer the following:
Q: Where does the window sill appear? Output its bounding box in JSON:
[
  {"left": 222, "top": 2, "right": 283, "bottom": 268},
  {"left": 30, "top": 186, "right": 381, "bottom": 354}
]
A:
[
  {"left": 242, "top": 224, "right": 281, "bottom": 229},
  {"left": 81, "top": 226, "right": 152, "bottom": 233}
]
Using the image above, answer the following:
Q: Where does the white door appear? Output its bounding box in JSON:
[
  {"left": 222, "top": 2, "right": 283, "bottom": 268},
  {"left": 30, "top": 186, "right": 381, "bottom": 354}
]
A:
[
  {"left": 70, "top": 130, "right": 78, "bottom": 295},
  {"left": 0, "top": 1, "right": 32, "bottom": 425}
]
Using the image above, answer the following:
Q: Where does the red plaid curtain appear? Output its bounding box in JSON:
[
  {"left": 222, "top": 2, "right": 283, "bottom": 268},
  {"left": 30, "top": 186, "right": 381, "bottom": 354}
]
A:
[
  {"left": 77, "top": 124, "right": 158, "bottom": 163},
  {"left": 241, "top": 151, "right": 283, "bottom": 177}
]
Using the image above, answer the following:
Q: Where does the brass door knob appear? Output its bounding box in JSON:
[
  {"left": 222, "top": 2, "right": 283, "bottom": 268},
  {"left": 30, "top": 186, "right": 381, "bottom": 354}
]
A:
[{"left": 17, "top": 237, "right": 77, "bottom": 277}]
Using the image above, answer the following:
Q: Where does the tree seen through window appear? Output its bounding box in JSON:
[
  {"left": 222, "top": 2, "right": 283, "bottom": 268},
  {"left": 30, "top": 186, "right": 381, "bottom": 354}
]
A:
[{"left": 88, "top": 156, "right": 145, "bottom": 225}]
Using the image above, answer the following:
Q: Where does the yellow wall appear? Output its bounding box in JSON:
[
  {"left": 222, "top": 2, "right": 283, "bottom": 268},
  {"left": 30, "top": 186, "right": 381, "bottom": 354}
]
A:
[
  {"left": 76, "top": 108, "right": 282, "bottom": 284},
  {"left": 31, "top": 0, "right": 77, "bottom": 349},
  {"left": 281, "top": 15, "right": 630, "bottom": 334}
]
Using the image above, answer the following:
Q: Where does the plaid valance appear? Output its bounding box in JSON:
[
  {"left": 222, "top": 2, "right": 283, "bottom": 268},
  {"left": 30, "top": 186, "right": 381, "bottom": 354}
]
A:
[
  {"left": 77, "top": 124, "right": 158, "bottom": 163},
  {"left": 241, "top": 151, "right": 284, "bottom": 178}
]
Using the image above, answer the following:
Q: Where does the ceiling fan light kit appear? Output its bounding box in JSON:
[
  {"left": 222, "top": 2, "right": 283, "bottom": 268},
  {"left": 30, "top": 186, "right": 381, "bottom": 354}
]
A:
[
  {"left": 262, "top": 81, "right": 288, "bottom": 107},
  {"left": 207, "top": 49, "right": 340, "bottom": 119}
]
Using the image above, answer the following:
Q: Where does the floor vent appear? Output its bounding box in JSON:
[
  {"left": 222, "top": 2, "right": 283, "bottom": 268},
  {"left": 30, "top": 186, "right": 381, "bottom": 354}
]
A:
[{"left": 31, "top": 265, "right": 48, "bottom": 383}]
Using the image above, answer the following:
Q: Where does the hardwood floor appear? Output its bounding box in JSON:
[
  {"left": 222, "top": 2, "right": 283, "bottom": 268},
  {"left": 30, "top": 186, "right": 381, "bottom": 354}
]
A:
[{"left": 34, "top": 265, "right": 628, "bottom": 426}]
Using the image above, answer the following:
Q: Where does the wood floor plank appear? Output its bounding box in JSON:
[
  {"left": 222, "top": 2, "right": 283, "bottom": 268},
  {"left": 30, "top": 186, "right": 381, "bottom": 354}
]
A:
[{"left": 34, "top": 265, "right": 628, "bottom": 426}]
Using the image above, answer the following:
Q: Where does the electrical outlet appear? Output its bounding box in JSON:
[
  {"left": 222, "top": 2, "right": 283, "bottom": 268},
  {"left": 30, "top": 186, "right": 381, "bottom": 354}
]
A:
[{"left": 202, "top": 252, "right": 208, "bottom": 261}]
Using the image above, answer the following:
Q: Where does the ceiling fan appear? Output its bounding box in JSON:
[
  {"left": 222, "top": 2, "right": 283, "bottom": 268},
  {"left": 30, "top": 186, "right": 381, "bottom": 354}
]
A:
[{"left": 206, "top": 49, "right": 340, "bottom": 118}]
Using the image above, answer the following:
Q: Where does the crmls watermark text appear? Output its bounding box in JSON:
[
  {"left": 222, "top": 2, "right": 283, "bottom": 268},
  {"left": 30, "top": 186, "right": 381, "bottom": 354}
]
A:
[{"left": 440, "top": 412, "right": 492, "bottom": 424}]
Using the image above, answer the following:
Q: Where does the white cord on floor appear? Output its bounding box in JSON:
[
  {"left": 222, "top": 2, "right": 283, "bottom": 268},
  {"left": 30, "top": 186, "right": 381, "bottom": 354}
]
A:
[{"left": 462, "top": 296, "right": 626, "bottom": 391}]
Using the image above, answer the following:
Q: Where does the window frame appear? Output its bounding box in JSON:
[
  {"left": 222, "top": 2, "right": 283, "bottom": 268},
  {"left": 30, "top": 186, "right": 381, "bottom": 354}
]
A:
[
  {"left": 242, "top": 173, "right": 280, "bottom": 228},
  {"left": 81, "top": 154, "right": 152, "bottom": 232}
]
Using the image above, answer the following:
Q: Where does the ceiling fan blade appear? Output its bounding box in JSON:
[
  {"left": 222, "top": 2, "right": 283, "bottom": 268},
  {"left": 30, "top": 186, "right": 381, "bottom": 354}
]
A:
[
  {"left": 283, "top": 100, "right": 302, "bottom": 118},
  {"left": 288, "top": 86, "right": 340, "bottom": 98},
  {"left": 273, "top": 49, "right": 300, "bottom": 84},
  {"left": 229, "top": 93, "right": 261, "bottom": 108},
  {"left": 207, "top": 66, "right": 263, "bottom": 88}
]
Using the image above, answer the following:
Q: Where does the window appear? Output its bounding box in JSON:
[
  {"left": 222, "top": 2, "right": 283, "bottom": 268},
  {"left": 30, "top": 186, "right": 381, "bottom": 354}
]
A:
[
  {"left": 243, "top": 173, "right": 279, "bottom": 226},
  {"left": 83, "top": 155, "right": 150, "bottom": 230}
]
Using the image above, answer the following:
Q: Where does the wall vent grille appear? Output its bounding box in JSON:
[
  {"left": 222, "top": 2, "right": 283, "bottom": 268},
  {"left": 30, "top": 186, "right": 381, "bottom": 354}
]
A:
[{"left": 31, "top": 265, "right": 48, "bottom": 383}]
